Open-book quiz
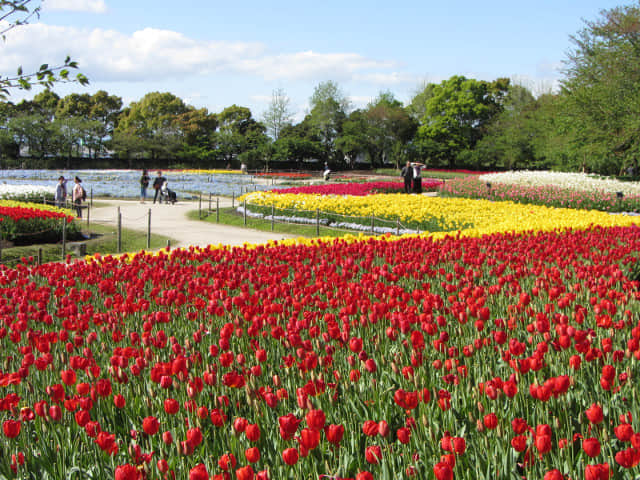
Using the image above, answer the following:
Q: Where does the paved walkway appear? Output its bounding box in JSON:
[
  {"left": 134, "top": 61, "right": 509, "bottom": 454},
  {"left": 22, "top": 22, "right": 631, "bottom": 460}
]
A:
[{"left": 89, "top": 197, "right": 298, "bottom": 250}]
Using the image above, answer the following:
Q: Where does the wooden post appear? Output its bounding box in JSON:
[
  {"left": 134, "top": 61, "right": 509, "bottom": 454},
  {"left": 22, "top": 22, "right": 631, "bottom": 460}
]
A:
[
  {"left": 271, "top": 204, "right": 275, "bottom": 231},
  {"left": 147, "top": 209, "right": 151, "bottom": 250},
  {"left": 371, "top": 214, "right": 375, "bottom": 234},
  {"left": 117, "top": 207, "right": 122, "bottom": 253},
  {"left": 316, "top": 209, "right": 320, "bottom": 236},
  {"left": 232, "top": 192, "right": 235, "bottom": 209},
  {"left": 208, "top": 193, "right": 212, "bottom": 213},
  {"left": 90, "top": 187, "right": 93, "bottom": 207},
  {"left": 62, "top": 219, "right": 67, "bottom": 259},
  {"left": 198, "top": 194, "right": 202, "bottom": 219},
  {"left": 86, "top": 205, "right": 90, "bottom": 227},
  {"left": 216, "top": 197, "right": 219, "bottom": 223},
  {"left": 396, "top": 217, "right": 400, "bottom": 236},
  {"left": 37, "top": 248, "right": 42, "bottom": 265},
  {"left": 243, "top": 199, "right": 247, "bottom": 225}
]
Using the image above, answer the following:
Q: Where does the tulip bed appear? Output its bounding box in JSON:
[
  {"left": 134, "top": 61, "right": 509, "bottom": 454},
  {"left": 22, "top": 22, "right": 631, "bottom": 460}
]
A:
[
  {"left": 1, "top": 219, "right": 640, "bottom": 479},
  {"left": 270, "top": 181, "right": 442, "bottom": 196},
  {"left": 0, "top": 201, "right": 79, "bottom": 245},
  {"left": 239, "top": 191, "right": 640, "bottom": 237},
  {"left": 441, "top": 175, "right": 640, "bottom": 212}
]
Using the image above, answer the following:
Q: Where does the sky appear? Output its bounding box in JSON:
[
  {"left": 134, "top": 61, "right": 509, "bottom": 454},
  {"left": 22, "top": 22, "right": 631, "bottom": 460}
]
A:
[{"left": 0, "top": 0, "right": 627, "bottom": 121}]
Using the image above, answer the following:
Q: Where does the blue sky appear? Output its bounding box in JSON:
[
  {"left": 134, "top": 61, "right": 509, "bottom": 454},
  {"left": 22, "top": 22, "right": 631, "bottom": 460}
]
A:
[{"left": 0, "top": 0, "right": 626, "bottom": 121}]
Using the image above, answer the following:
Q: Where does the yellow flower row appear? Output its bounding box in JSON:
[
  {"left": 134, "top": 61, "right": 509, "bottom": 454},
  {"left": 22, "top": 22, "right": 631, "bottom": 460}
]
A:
[
  {"left": 240, "top": 192, "right": 640, "bottom": 238},
  {"left": 0, "top": 200, "right": 75, "bottom": 216}
]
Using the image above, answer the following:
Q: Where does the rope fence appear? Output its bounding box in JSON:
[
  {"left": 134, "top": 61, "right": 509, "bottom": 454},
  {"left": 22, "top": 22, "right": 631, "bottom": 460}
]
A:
[{"left": 1, "top": 188, "right": 424, "bottom": 266}]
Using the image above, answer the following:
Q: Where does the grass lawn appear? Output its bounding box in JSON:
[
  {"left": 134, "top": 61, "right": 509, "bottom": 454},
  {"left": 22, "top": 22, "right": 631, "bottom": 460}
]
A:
[
  {"left": 187, "top": 208, "right": 352, "bottom": 239},
  {"left": 0, "top": 221, "right": 173, "bottom": 265}
]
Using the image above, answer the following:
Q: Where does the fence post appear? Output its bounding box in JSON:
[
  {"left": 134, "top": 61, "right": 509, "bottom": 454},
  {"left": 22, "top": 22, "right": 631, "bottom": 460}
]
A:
[
  {"left": 37, "top": 248, "right": 42, "bottom": 265},
  {"left": 271, "top": 204, "right": 275, "bottom": 231},
  {"left": 90, "top": 187, "right": 93, "bottom": 207},
  {"left": 371, "top": 214, "right": 375, "bottom": 234},
  {"left": 232, "top": 192, "right": 235, "bottom": 209},
  {"left": 117, "top": 207, "right": 122, "bottom": 254},
  {"left": 243, "top": 199, "right": 247, "bottom": 225},
  {"left": 86, "top": 205, "right": 90, "bottom": 227},
  {"left": 62, "top": 219, "right": 67, "bottom": 259},
  {"left": 198, "top": 194, "right": 202, "bottom": 219},
  {"left": 396, "top": 217, "right": 400, "bottom": 236},
  {"left": 166, "top": 239, "right": 171, "bottom": 250},
  {"left": 216, "top": 197, "right": 219, "bottom": 223},
  {"left": 208, "top": 193, "right": 212, "bottom": 213},
  {"left": 147, "top": 208, "right": 151, "bottom": 250},
  {"left": 316, "top": 209, "right": 320, "bottom": 237}
]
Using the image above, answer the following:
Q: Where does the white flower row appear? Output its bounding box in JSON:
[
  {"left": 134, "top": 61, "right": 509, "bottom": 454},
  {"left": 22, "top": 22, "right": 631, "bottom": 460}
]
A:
[
  {"left": 238, "top": 207, "right": 419, "bottom": 236},
  {"left": 478, "top": 171, "right": 640, "bottom": 195},
  {"left": 0, "top": 184, "right": 54, "bottom": 199}
]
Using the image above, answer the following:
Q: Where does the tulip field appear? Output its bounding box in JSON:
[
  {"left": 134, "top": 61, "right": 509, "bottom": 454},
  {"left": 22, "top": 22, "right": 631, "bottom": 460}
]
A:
[{"left": 1, "top": 190, "right": 640, "bottom": 480}]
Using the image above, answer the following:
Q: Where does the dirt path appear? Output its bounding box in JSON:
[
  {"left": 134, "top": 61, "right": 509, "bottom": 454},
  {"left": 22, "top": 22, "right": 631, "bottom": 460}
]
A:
[{"left": 88, "top": 198, "right": 298, "bottom": 250}]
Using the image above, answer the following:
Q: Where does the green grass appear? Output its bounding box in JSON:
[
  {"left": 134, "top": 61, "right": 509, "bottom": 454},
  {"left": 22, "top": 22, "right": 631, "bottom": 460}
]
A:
[
  {"left": 0, "top": 221, "right": 173, "bottom": 265},
  {"left": 187, "top": 208, "right": 353, "bottom": 238}
]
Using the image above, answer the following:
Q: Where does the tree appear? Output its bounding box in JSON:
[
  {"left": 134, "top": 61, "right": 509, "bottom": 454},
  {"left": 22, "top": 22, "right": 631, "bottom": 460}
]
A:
[
  {"left": 0, "top": 1, "right": 88, "bottom": 98},
  {"left": 560, "top": 3, "right": 640, "bottom": 174},
  {"left": 262, "top": 88, "right": 294, "bottom": 141},
  {"left": 215, "top": 105, "right": 268, "bottom": 166},
  {"left": 362, "top": 91, "right": 417, "bottom": 168},
  {"left": 308, "top": 81, "right": 350, "bottom": 163},
  {"left": 416, "top": 76, "right": 510, "bottom": 167},
  {"left": 473, "top": 84, "right": 541, "bottom": 170},
  {"left": 113, "top": 92, "right": 190, "bottom": 161}
]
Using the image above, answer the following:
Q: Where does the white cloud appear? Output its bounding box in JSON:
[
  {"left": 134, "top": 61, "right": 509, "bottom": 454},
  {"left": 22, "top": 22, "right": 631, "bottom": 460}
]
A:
[
  {"left": 43, "top": 0, "right": 108, "bottom": 13},
  {"left": 0, "top": 22, "right": 405, "bottom": 88}
]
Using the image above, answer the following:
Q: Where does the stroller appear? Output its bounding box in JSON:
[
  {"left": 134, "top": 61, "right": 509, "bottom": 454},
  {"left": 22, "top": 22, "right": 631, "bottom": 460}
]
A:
[{"left": 160, "top": 181, "right": 177, "bottom": 204}]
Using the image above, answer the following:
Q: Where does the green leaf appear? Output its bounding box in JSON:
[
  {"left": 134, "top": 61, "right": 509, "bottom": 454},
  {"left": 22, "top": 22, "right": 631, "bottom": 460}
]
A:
[
  {"left": 39, "top": 64, "right": 49, "bottom": 71},
  {"left": 16, "top": 66, "right": 22, "bottom": 76}
]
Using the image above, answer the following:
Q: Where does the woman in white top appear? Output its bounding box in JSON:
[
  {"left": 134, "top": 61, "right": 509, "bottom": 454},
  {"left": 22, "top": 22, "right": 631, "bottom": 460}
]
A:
[{"left": 72, "top": 176, "right": 84, "bottom": 218}]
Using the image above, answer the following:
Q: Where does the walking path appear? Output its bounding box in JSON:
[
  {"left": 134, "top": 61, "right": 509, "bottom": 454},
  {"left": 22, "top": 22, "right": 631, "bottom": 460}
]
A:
[{"left": 89, "top": 198, "right": 299, "bottom": 250}]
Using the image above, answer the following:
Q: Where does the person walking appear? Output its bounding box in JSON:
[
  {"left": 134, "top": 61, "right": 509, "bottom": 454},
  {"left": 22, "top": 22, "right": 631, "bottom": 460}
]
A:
[
  {"left": 412, "top": 162, "right": 426, "bottom": 194},
  {"left": 401, "top": 161, "right": 413, "bottom": 193},
  {"left": 72, "top": 176, "right": 85, "bottom": 218},
  {"left": 140, "top": 169, "right": 150, "bottom": 203},
  {"left": 152, "top": 170, "right": 166, "bottom": 204},
  {"left": 55, "top": 176, "right": 67, "bottom": 207}
]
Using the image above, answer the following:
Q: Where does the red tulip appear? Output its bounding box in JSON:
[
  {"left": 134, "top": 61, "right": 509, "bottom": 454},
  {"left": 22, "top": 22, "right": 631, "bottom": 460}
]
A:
[
  {"left": 483, "top": 413, "right": 498, "bottom": 430},
  {"left": 586, "top": 404, "right": 604, "bottom": 424},
  {"left": 326, "top": 424, "right": 345, "bottom": 445},
  {"left": 114, "top": 464, "right": 141, "bottom": 480},
  {"left": 282, "top": 448, "right": 299, "bottom": 466},
  {"left": 245, "top": 447, "right": 260, "bottom": 463},
  {"left": 582, "top": 437, "right": 601, "bottom": 458},
  {"left": 142, "top": 416, "right": 159, "bottom": 436},
  {"left": 433, "top": 461, "right": 453, "bottom": 480},
  {"left": 3, "top": 420, "right": 20, "bottom": 439},
  {"left": 189, "top": 463, "right": 208, "bottom": 480},
  {"left": 236, "top": 465, "right": 255, "bottom": 480},
  {"left": 305, "top": 409, "right": 326, "bottom": 431},
  {"left": 365, "top": 445, "right": 382, "bottom": 464}
]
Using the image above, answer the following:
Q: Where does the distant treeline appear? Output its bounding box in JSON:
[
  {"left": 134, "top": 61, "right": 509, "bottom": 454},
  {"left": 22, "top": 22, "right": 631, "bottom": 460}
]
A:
[{"left": 1, "top": 4, "right": 638, "bottom": 175}]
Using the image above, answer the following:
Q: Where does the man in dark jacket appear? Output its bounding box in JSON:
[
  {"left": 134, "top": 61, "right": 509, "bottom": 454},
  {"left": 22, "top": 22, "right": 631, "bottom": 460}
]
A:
[
  {"left": 153, "top": 171, "right": 167, "bottom": 204},
  {"left": 401, "top": 161, "right": 413, "bottom": 193}
]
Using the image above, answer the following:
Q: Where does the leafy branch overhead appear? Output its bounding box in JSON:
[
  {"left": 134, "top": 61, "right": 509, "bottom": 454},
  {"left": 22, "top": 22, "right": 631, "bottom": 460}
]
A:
[{"left": 0, "top": 1, "right": 89, "bottom": 98}]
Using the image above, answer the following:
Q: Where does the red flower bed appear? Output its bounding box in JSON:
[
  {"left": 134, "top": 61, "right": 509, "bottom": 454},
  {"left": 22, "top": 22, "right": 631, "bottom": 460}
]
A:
[
  {"left": 0, "top": 204, "right": 77, "bottom": 245},
  {"left": 272, "top": 180, "right": 442, "bottom": 195},
  {"left": 0, "top": 226, "right": 639, "bottom": 478},
  {"left": 0, "top": 205, "right": 72, "bottom": 222}
]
